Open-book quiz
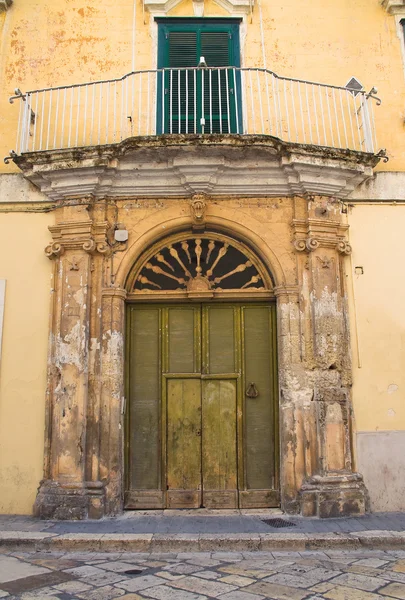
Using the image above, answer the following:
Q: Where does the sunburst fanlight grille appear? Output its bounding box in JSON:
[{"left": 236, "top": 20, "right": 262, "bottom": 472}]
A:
[{"left": 133, "top": 236, "right": 268, "bottom": 294}]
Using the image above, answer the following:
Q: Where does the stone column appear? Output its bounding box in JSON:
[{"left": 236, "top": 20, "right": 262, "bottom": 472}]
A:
[
  {"left": 34, "top": 203, "right": 109, "bottom": 519},
  {"left": 291, "top": 197, "right": 368, "bottom": 518}
]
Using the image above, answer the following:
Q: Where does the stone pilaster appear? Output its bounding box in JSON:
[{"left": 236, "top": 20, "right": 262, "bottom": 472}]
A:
[
  {"left": 289, "top": 197, "right": 368, "bottom": 518},
  {"left": 99, "top": 286, "right": 126, "bottom": 515},
  {"left": 34, "top": 203, "right": 111, "bottom": 519}
]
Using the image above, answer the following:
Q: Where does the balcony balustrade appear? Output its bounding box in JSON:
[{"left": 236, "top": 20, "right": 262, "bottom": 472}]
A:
[{"left": 7, "top": 67, "right": 381, "bottom": 160}]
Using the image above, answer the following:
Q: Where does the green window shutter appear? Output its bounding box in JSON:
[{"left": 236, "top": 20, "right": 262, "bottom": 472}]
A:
[
  {"left": 168, "top": 32, "right": 197, "bottom": 68},
  {"left": 201, "top": 31, "right": 230, "bottom": 67},
  {"left": 157, "top": 19, "right": 241, "bottom": 134}
]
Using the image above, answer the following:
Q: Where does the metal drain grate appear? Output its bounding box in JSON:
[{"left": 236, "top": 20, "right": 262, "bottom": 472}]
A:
[{"left": 262, "top": 518, "right": 296, "bottom": 528}]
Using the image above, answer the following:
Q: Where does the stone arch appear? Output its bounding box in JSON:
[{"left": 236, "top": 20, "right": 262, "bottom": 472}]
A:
[{"left": 114, "top": 211, "right": 288, "bottom": 293}]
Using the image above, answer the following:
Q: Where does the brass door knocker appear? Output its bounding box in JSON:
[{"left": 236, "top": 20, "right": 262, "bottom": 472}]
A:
[{"left": 246, "top": 382, "right": 259, "bottom": 398}]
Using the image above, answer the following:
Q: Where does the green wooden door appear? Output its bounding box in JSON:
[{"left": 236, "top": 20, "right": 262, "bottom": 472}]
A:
[
  {"left": 157, "top": 19, "right": 242, "bottom": 134},
  {"left": 125, "top": 303, "right": 278, "bottom": 509}
]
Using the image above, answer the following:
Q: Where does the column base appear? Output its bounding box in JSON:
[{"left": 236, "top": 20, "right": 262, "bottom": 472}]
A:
[
  {"left": 299, "top": 473, "right": 369, "bottom": 518},
  {"left": 34, "top": 480, "right": 106, "bottom": 520}
]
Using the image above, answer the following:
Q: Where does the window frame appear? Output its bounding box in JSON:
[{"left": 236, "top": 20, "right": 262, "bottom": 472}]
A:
[{"left": 156, "top": 17, "right": 242, "bottom": 135}]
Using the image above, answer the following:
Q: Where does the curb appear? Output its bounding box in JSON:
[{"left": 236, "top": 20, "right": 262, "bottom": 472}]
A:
[{"left": 0, "top": 531, "right": 404, "bottom": 552}]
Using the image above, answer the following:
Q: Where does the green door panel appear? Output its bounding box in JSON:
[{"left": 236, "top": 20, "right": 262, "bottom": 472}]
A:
[
  {"left": 206, "top": 306, "right": 235, "bottom": 374},
  {"left": 168, "top": 307, "right": 199, "bottom": 373},
  {"left": 128, "top": 307, "right": 161, "bottom": 491},
  {"left": 202, "top": 379, "right": 238, "bottom": 508},
  {"left": 243, "top": 306, "right": 275, "bottom": 491},
  {"left": 166, "top": 378, "right": 202, "bottom": 508}
]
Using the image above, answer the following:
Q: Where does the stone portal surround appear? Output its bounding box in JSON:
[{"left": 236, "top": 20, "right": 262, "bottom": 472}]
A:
[{"left": 34, "top": 195, "right": 368, "bottom": 519}]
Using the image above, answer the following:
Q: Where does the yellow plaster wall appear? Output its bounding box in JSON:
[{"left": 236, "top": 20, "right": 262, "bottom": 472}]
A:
[
  {"left": 1, "top": 0, "right": 404, "bottom": 173},
  {"left": 348, "top": 205, "right": 405, "bottom": 433},
  {"left": 0, "top": 212, "right": 53, "bottom": 514}
]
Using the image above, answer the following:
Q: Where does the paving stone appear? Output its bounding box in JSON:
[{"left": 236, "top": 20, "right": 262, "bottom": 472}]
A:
[
  {"left": 29, "top": 558, "right": 81, "bottom": 570},
  {"left": 139, "top": 584, "right": 207, "bottom": 599},
  {"left": 242, "top": 580, "right": 309, "bottom": 600},
  {"left": 393, "top": 560, "right": 405, "bottom": 573},
  {"left": 378, "top": 582, "right": 405, "bottom": 599},
  {"left": 19, "top": 592, "right": 61, "bottom": 600},
  {"left": 80, "top": 570, "right": 126, "bottom": 587},
  {"left": 96, "top": 561, "right": 147, "bottom": 573},
  {"left": 264, "top": 566, "right": 340, "bottom": 589},
  {"left": 217, "top": 591, "right": 265, "bottom": 600},
  {"left": 53, "top": 579, "right": 93, "bottom": 593},
  {"left": 154, "top": 570, "right": 185, "bottom": 581},
  {"left": 310, "top": 581, "right": 337, "bottom": 593},
  {"left": 186, "top": 557, "right": 223, "bottom": 567},
  {"left": 329, "top": 572, "right": 387, "bottom": 592},
  {"left": 323, "top": 586, "right": 384, "bottom": 599},
  {"left": 0, "top": 556, "right": 51, "bottom": 583},
  {"left": 118, "top": 574, "right": 167, "bottom": 592},
  {"left": 63, "top": 564, "right": 106, "bottom": 578},
  {"left": 219, "top": 574, "right": 256, "bottom": 587},
  {"left": 162, "top": 563, "right": 204, "bottom": 575},
  {"left": 76, "top": 584, "right": 126, "bottom": 599},
  {"left": 169, "top": 575, "right": 237, "bottom": 597},
  {"left": 353, "top": 558, "right": 389, "bottom": 568},
  {"left": 212, "top": 553, "right": 243, "bottom": 562},
  {"left": 0, "top": 571, "right": 73, "bottom": 595},
  {"left": 218, "top": 565, "right": 275, "bottom": 579},
  {"left": 190, "top": 570, "right": 222, "bottom": 580}
]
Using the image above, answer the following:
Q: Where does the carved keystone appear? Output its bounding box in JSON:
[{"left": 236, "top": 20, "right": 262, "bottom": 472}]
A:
[{"left": 190, "top": 194, "right": 207, "bottom": 230}]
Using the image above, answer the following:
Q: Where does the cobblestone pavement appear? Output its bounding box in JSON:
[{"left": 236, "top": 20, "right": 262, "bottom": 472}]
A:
[{"left": 1, "top": 549, "right": 405, "bottom": 599}]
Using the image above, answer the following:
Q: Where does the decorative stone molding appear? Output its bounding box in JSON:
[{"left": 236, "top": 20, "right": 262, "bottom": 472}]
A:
[
  {"left": 336, "top": 241, "right": 352, "bottom": 255},
  {"left": 0, "top": 0, "right": 12, "bottom": 12},
  {"left": 190, "top": 193, "right": 207, "bottom": 229},
  {"left": 44, "top": 242, "right": 64, "bottom": 259},
  {"left": 14, "top": 136, "right": 381, "bottom": 202},
  {"left": 83, "top": 239, "right": 111, "bottom": 256},
  {"left": 292, "top": 216, "right": 350, "bottom": 254},
  {"left": 294, "top": 237, "right": 319, "bottom": 253},
  {"left": 214, "top": 0, "right": 253, "bottom": 15},
  {"left": 143, "top": 0, "right": 253, "bottom": 16},
  {"left": 381, "top": 0, "right": 405, "bottom": 15}
]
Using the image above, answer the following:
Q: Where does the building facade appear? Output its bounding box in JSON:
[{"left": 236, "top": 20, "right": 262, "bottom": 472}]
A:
[{"left": 0, "top": 0, "right": 404, "bottom": 519}]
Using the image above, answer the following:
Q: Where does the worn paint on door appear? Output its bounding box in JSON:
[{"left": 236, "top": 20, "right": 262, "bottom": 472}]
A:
[{"left": 125, "top": 303, "right": 278, "bottom": 509}]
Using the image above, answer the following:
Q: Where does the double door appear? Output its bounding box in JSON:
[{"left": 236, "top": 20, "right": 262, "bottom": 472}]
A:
[{"left": 125, "top": 303, "right": 278, "bottom": 509}]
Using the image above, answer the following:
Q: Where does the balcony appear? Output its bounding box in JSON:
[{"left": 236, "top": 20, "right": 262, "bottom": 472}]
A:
[{"left": 6, "top": 67, "right": 384, "bottom": 201}]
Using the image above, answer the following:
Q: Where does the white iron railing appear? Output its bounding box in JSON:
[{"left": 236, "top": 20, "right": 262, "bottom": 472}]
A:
[{"left": 8, "top": 67, "right": 380, "bottom": 156}]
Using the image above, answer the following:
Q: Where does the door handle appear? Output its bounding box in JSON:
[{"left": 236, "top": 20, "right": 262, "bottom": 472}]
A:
[{"left": 246, "top": 382, "right": 259, "bottom": 398}]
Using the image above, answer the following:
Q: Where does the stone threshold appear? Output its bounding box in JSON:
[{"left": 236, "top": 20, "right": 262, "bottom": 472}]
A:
[{"left": 0, "top": 530, "right": 404, "bottom": 552}]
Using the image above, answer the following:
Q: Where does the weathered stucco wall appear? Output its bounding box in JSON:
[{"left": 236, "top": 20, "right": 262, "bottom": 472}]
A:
[
  {"left": 347, "top": 202, "right": 405, "bottom": 511},
  {"left": 1, "top": 0, "right": 404, "bottom": 173},
  {"left": 0, "top": 210, "right": 53, "bottom": 514}
]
